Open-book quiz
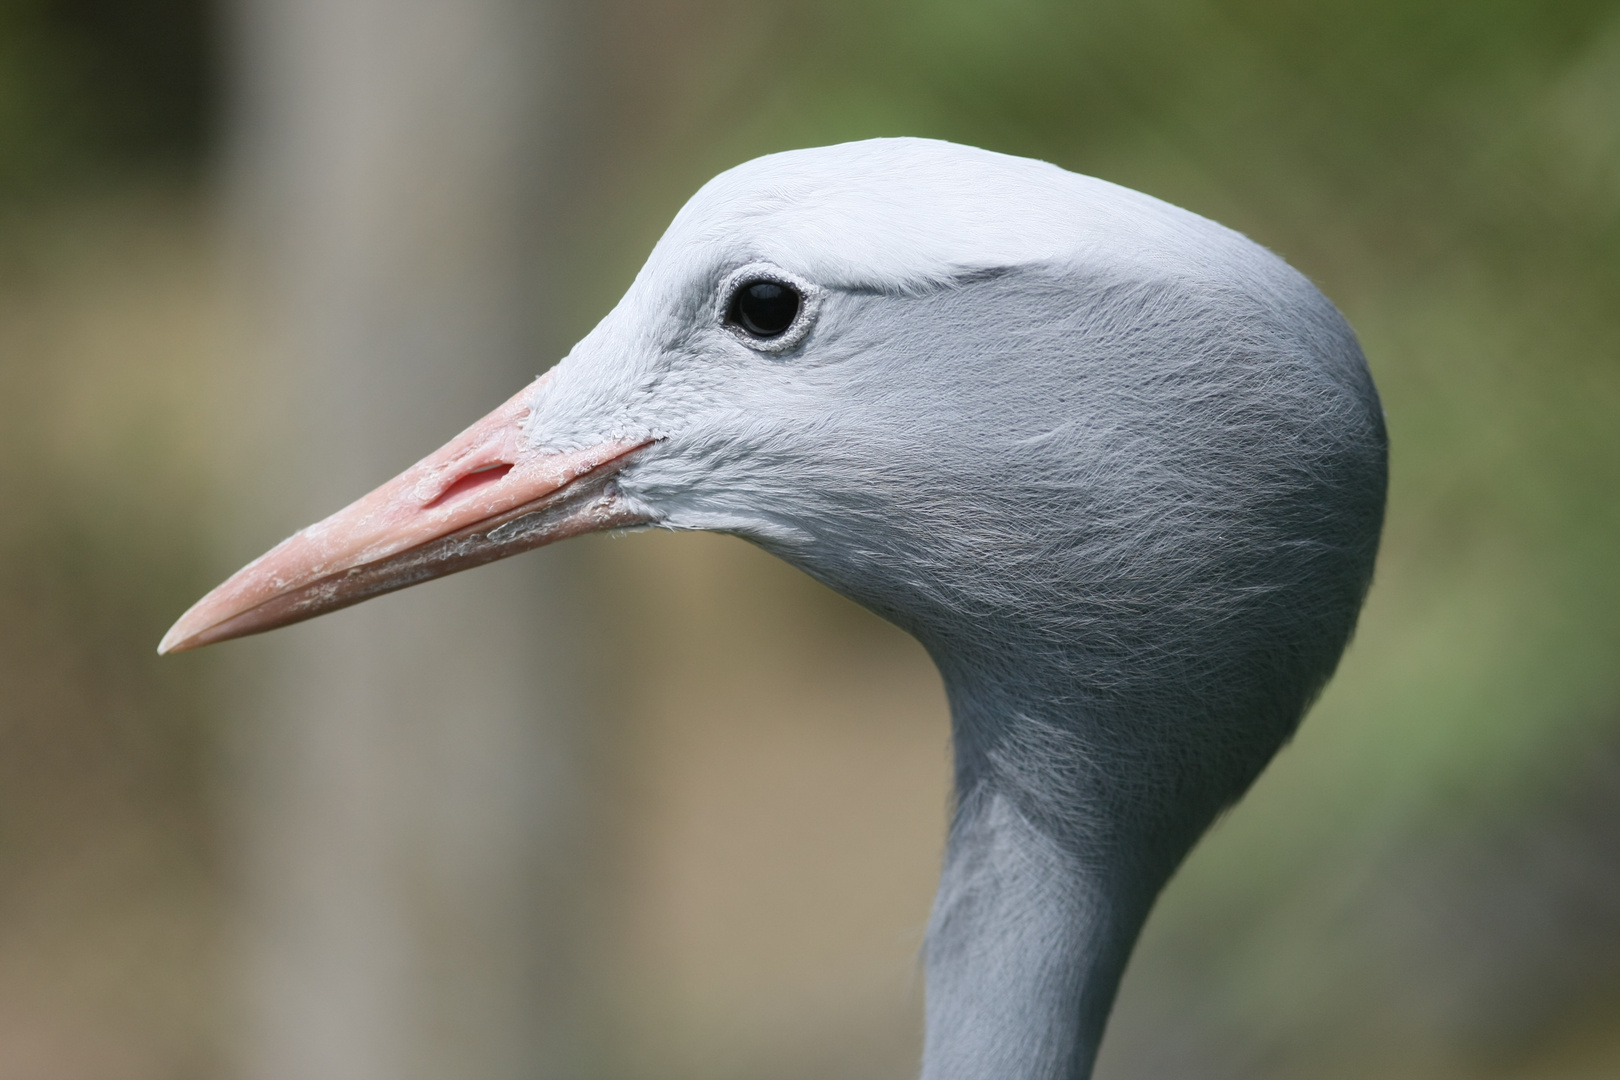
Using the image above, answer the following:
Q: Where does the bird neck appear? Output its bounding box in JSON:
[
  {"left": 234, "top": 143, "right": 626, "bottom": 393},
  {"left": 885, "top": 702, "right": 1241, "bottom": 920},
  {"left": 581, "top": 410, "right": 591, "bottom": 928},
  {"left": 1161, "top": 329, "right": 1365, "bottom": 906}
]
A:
[
  {"left": 920, "top": 670, "right": 1185, "bottom": 1080},
  {"left": 922, "top": 783, "right": 1147, "bottom": 1080}
]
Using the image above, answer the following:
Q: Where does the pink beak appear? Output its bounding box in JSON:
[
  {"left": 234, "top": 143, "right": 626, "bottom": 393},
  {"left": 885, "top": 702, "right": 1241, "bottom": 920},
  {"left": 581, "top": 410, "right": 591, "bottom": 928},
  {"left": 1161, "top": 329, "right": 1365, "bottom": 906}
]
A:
[{"left": 158, "top": 379, "right": 653, "bottom": 654}]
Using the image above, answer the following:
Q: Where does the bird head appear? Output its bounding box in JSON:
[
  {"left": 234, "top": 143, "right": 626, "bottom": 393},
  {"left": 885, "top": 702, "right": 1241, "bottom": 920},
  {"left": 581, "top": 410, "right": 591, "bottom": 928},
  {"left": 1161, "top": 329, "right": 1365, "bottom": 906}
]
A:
[
  {"left": 160, "top": 138, "right": 1388, "bottom": 1080},
  {"left": 162, "top": 138, "right": 1385, "bottom": 845}
]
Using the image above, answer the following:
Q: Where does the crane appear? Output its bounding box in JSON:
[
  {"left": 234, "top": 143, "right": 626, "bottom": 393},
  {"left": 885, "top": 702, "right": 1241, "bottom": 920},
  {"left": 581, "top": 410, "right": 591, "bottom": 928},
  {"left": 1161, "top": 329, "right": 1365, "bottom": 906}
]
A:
[{"left": 161, "top": 137, "right": 1387, "bottom": 1080}]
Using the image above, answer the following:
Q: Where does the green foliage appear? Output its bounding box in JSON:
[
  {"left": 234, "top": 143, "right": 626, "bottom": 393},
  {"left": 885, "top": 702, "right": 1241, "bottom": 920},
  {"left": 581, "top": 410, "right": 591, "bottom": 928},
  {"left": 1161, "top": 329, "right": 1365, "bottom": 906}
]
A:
[{"left": 0, "top": 0, "right": 215, "bottom": 195}]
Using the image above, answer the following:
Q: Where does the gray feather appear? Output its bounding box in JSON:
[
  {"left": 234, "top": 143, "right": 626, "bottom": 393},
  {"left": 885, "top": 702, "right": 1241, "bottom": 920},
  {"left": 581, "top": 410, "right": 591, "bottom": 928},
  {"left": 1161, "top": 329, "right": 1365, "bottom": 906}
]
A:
[{"left": 531, "top": 137, "right": 1387, "bottom": 1080}]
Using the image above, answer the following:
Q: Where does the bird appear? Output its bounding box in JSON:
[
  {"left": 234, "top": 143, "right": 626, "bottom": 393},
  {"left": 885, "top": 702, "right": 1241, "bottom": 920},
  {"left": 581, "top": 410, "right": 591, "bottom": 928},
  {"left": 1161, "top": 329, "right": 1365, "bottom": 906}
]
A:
[{"left": 160, "top": 137, "right": 1387, "bottom": 1080}]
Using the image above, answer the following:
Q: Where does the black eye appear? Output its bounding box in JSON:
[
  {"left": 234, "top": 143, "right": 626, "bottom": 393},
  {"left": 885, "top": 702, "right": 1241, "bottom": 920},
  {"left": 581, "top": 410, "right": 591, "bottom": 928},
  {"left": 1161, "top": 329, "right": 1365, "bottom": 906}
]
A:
[{"left": 727, "top": 279, "right": 801, "bottom": 338}]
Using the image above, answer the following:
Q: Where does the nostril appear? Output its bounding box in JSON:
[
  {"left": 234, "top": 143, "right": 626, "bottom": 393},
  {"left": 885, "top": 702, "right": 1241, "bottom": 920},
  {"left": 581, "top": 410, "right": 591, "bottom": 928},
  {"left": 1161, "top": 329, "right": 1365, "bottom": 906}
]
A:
[{"left": 426, "top": 462, "right": 514, "bottom": 508}]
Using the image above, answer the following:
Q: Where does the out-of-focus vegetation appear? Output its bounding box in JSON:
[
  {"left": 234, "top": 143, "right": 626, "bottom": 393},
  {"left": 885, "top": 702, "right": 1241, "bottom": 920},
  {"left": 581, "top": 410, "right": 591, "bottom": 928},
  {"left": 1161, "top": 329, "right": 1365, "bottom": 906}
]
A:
[
  {"left": 1, "top": 1, "right": 1617, "bottom": 1078},
  {"left": 0, "top": 192, "right": 222, "bottom": 1078},
  {"left": 0, "top": 4, "right": 222, "bottom": 1077},
  {"left": 0, "top": 0, "right": 213, "bottom": 196}
]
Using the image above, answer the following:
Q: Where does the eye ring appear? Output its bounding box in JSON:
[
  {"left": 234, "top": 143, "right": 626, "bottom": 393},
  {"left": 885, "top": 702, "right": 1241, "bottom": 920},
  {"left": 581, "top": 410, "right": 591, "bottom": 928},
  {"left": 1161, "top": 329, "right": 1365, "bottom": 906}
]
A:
[{"left": 715, "top": 263, "right": 822, "bottom": 353}]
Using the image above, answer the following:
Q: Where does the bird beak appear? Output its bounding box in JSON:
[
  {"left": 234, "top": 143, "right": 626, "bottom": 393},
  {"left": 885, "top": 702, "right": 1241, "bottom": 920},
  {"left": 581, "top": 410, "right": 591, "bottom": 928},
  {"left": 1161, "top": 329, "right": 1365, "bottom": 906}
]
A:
[{"left": 158, "top": 378, "right": 653, "bottom": 654}]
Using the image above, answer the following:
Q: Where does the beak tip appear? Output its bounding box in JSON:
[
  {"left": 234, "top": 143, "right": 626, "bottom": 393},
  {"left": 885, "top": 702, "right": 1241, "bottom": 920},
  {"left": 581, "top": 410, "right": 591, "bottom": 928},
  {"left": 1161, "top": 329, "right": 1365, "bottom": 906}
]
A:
[{"left": 157, "top": 611, "right": 208, "bottom": 656}]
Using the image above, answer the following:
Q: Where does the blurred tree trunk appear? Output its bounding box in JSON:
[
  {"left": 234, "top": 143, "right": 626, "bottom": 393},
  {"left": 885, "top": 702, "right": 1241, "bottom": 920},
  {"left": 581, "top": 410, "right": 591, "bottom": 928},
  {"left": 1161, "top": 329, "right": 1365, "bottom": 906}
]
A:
[{"left": 222, "top": 2, "right": 595, "bottom": 1078}]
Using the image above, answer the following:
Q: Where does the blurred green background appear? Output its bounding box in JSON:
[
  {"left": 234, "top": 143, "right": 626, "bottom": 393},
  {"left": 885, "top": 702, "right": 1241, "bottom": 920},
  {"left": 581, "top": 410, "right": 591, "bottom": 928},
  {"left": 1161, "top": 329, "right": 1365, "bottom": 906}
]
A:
[{"left": 2, "top": 1, "right": 1618, "bottom": 1078}]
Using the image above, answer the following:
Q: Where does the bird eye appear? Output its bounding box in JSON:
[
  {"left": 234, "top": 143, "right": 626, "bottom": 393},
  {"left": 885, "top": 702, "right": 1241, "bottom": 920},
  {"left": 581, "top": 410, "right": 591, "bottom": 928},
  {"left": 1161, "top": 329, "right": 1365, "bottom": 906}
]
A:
[{"left": 727, "top": 279, "right": 801, "bottom": 338}]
